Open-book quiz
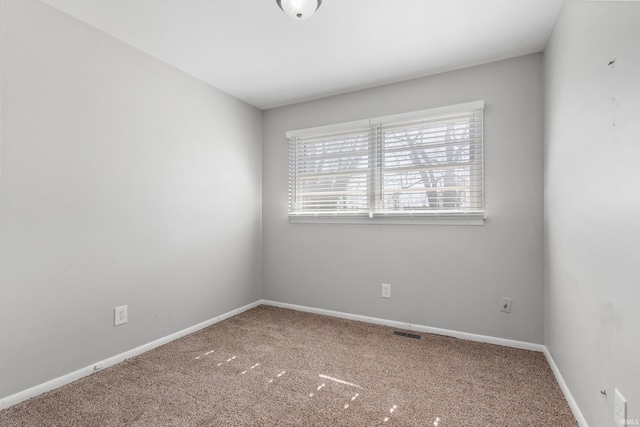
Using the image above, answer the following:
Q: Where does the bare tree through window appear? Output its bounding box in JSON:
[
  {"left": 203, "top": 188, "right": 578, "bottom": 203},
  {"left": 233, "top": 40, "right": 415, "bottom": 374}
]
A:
[
  {"left": 380, "top": 116, "right": 479, "bottom": 212},
  {"left": 288, "top": 103, "right": 483, "bottom": 218}
]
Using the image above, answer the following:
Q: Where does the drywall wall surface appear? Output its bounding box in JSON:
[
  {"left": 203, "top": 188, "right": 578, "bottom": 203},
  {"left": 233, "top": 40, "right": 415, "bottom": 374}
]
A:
[
  {"left": 544, "top": 2, "right": 640, "bottom": 426},
  {"left": 0, "top": 0, "right": 262, "bottom": 400},
  {"left": 263, "top": 54, "right": 544, "bottom": 343}
]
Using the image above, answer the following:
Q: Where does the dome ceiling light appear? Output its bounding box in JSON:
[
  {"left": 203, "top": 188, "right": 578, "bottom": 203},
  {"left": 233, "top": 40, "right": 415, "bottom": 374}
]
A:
[{"left": 276, "top": 0, "right": 322, "bottom": 20}]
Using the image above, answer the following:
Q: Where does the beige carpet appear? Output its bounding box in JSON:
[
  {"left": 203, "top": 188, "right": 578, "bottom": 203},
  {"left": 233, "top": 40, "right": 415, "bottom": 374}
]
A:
[{"left": 0, "top": 305, "right": 577, "bottom": 426}]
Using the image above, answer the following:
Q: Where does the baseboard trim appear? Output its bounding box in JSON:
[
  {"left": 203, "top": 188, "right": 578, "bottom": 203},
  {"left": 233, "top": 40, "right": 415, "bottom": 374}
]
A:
[
  {"left": 260, "top": 300, "right": 545, "bottom": 352},
  {"left": 261, "top": 300, "right": 587, "bottom": 425},
  {"left": 0, "top": 300, "right": 261, "bottom": 411},
  {"left": 2, "top": 298, "right": 587, "bottom": 427},
  {"left": 543, "top": 347, "right": 589, "bottom": 427}
]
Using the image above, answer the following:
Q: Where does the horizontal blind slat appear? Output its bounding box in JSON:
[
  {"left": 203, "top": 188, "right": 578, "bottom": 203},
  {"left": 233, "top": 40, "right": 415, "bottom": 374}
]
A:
[{"left": 289, "top": 104, "right": 483, "bottom": 217}]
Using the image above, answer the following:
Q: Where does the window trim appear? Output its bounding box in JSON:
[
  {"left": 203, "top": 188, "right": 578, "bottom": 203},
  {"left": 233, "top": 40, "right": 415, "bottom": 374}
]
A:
[
  {"left": 287, "top": 101, "right": 485, "bottom": 225},
  {"left": 289, "top": 214, "right": 485, "bottom": 226}
]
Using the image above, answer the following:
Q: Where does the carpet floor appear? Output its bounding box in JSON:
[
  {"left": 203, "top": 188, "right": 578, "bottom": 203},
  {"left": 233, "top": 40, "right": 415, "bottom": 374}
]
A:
[{"left": 0, "top": 305, "right": 577, "bottom": 426}]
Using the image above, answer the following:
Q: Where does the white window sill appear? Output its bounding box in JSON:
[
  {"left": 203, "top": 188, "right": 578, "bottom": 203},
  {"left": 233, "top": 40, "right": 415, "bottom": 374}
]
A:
[{"left": 288, "top": 213, "right": 485, "bottom": 226}]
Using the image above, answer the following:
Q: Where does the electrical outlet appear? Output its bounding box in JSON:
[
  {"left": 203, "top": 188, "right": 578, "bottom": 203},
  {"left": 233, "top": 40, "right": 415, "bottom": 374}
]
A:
[
  {"left": 615, "top": 389, "right": 627, "bottom": 426},
  {"left": 114, "top": 305, "right": 128, "bottom": 326},
  {"left": 382, "top": 283, "right": 391, "bottom": 299},
  {"left": 500, "top": 297, "right": 512, "bottom": 313}
]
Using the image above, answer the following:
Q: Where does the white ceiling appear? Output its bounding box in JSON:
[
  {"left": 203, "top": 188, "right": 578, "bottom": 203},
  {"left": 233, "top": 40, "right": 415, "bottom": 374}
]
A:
[{"left": 39, "top": 0, "right": 564, "bottom": 109}]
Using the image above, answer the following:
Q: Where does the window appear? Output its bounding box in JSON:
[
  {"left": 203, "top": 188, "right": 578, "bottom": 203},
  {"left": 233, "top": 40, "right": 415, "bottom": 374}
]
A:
[{"left": 288, "top": 101, "right": 484, "bottom": 224}]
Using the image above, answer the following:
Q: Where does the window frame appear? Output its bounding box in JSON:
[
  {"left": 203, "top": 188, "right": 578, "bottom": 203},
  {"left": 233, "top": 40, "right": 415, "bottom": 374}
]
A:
[{"left": 287, "top": 101, "right": 485, "bottom": 225}]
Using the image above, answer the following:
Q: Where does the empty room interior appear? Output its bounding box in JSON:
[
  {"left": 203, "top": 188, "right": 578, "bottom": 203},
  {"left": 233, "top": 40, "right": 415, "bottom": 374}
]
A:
[{"left": 0, "top": 0, "right": 639, "bottom": 426}]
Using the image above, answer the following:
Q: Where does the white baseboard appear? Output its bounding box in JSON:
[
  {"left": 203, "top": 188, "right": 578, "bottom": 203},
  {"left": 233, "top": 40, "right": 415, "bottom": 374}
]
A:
[
  {"left": 543, "top": 347, "right": 589, "bottom": 427},
  {"left": 262, "top": 300, "right": 587, "bottom": 426},
  {"left": 0, "top": 300, "right": 261, "bottom": 411},
  {"left": 1, "top": 298, "right": 587, "bottom": 427},
  {"left": 260, "top": 299, "right": 545, "bottom": 352}
]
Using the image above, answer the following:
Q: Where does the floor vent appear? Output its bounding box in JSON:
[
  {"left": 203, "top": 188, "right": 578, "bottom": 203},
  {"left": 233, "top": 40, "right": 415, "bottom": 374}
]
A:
[{"left": 392, "top": 331, "right": 422, "bottom": 340}]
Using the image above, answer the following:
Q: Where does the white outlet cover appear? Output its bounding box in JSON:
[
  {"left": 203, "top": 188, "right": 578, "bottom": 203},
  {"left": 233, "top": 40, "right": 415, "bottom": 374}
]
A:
[
  {"left": 615, "top": 389, "right": 627, "bottom": 426},
  {"left": 382, "top": 283, "right": 391, "bottom": 299},
  {"left": 114, "top": 305, "right": 128, "bottom": 326}
]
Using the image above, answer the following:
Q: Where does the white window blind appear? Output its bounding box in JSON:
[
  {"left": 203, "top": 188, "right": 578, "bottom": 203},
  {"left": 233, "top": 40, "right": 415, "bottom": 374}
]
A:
[{"left": 288, "top": 101, "right": 484, "bottom": 222}]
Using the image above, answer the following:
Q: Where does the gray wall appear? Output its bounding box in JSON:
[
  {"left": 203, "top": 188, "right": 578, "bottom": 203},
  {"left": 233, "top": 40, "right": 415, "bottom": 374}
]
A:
[
  {"left": 9, "top": 3, "right": 637, "bottom": 424},
  {"left": 263, "top": 54, "right": 545, "bottom": 344},
  {"left": 544, "top": 2, "right": 640, "bottom": 426},
  {"left": 0, "top": 0, "right": 262, "bottom": 400}
]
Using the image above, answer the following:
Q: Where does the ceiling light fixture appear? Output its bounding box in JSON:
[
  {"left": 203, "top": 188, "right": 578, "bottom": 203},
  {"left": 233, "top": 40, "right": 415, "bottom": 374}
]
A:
[{"left": 276, "top": 0, "right": 322, "bottom": 20}]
